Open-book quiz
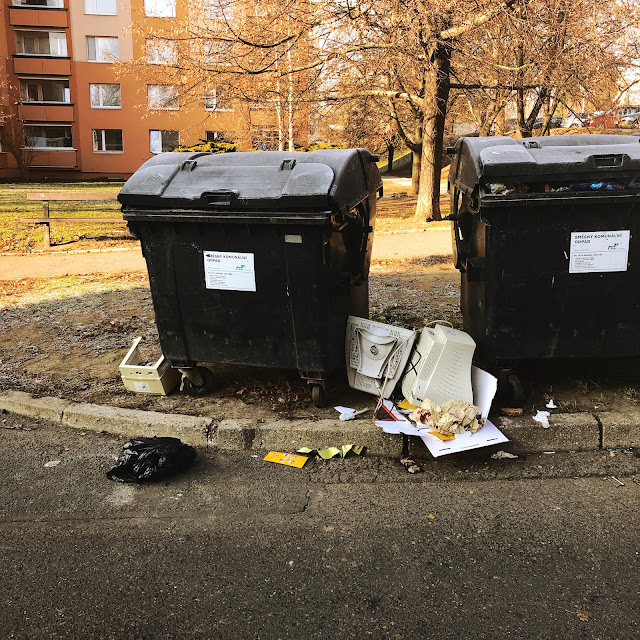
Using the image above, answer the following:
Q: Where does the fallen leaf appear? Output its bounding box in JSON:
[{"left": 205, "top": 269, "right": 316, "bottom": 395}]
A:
[{"left": 576, "top": 609, "right": 591, "bottom": 621}]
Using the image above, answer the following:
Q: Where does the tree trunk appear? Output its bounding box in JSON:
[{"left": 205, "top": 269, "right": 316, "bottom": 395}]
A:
[
  {"left": 411, "top": 149, "right": 421, "bottom": 195},
  {"left": 386, "top": 144, "right": 395, "bottom": 172},
  {"left": 415, "top": 42, "right": 451, "bottom": 222}
]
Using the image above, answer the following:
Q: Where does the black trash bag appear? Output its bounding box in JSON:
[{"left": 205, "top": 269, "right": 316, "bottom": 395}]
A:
[{"left": 107, "top": 436, "right": 197, "bottom": 483}]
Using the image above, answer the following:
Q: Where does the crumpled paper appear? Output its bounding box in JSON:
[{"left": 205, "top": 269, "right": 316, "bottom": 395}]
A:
[{"left": 409, "top": 399, "right": 484, "bottom": 436}]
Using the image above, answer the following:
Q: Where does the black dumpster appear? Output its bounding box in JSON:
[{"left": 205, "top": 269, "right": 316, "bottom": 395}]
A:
[
  {"left": 118, "top": 149, "right": 382, "bottom": 406},
  {"left": 448, "top": 134, "right": 640, "bottom": 378}
]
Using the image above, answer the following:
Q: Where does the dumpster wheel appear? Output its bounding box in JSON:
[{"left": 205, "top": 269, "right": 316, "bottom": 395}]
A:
[
  {"left": 309, "top": 382, "right": 326, "bottom": 408},
  {"left": 506, "top": 373, "right": 524, "bottom": 405},
  {"left": 179, "top": 366, "right": 215, "bottom": 397}
]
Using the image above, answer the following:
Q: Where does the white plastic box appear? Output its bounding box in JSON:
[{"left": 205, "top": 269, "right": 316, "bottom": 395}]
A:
[{"left": 119, "top": 337, "right": 180, "bottom": 395}]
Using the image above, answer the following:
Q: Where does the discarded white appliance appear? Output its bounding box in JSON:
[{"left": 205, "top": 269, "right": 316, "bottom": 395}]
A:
[
  {"left": 119, "top": 336, "right": 180, "bottom": 395},
  {"left": 345, "top": 316, "right": 416, "bottom": 398},
  {"left": 401, "top": 323, "right": 476, "bottom": 407}
]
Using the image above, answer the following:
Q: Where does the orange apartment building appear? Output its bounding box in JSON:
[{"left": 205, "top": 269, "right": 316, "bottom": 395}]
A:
[{"left": 0, "top": 0, "right": 308, "bottom": 179}]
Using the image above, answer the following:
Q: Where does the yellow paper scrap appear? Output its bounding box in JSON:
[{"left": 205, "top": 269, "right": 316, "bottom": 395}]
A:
[
  {"left": 318, "top": 447, "right": 342, "bottom": 460},
  {"left": 428, "top": 431, "right": 456, "bottom": 442},
  {"left": 296, "top": 447, "right": 315, "bottom": 455},
  {"left": 398, "top": 399, "right": 419, "bottom": 410},
  {"left": 428, "top": 513, "right": 436, "bottom": 520},
  {"left": 350, "top": 445, "right": 365, "bottom": 456},
  {"left": 264, "top": 451, "right": 309, "bottom": 468}
]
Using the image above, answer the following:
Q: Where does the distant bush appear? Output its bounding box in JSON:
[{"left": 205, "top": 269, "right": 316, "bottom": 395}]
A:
[
  {"left": 298, "top": 142, "right": 344, "bottom": 152},
  {"left": 174, "top": 141, "right": 237, "bottom": 153}
]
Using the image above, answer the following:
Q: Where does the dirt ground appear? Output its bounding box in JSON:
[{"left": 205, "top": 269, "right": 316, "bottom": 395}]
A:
[{"left": 1, "top": 177, "right": 638, "bottom": 421}]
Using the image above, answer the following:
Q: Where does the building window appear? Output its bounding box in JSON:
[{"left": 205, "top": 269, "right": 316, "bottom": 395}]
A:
[
  {"left": 144, "top": 0, "right": 175, "bottom": 17},
  {"left": 84, "top": 0, "right": 116, "bottom": 15},
  {"left": 15, "top": 31, "right": 67, "bottom": 57},
  {"left": 90, "top": 83, "right": 121, "bottom": 108},
  {"left": 87, "top": 36, "right": 119, "bottom": 62},
  {"left": 205, "top": 130, "right": 229, "bottom": 142},
  {"left": 23, "top": 125, "right": 72, "bottom": 148},
  {"left": 203, "top": 40, "right": 233, "bottom": 66},
  {"left": 12, "top": 0, "right": 64, "bottom": 7},
  {"left": 93, "top": 129, "right": 123, "bottom": 152},
  {"left": 202, "top": 0, "right": 233, "bottom": 19},
  {"left": 204, "top": 88, "right": 231, "bottom": 112},
  {"left": 146, "top": 39, "right": 177, "bottom": 65},
  {"left": 148, "top": 85, "right": 178, "bottom": 110},
  {"left": 20, "top": 79, "right": 69, "bottom": 103},
  {"left": 149, "top": 130, "right": 179, "bottom": 153}
]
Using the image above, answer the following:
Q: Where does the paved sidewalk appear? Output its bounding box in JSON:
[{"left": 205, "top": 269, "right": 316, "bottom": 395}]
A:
[{"left": 0, "top": 230, "right": 452, "bottom": 280}]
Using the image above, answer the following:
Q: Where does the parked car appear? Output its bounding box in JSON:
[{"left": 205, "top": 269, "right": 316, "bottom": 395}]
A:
[
  {"left": 589, "top": 106, "right": 640, "bottom": 128},
  {"left": 618, "top": 110, "right": 640, "bottom": 128},
  {"left": 561, "top": 112, "right": 591, "bottom": 128}
]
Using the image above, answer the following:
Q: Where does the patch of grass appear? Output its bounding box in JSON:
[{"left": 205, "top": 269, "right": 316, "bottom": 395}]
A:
[{"left": 0, "top": 181, "right": 127, "bottom": 253}]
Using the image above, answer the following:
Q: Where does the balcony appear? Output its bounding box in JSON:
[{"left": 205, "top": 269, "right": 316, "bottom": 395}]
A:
[
  {"left": 29, "top": 149, "right": 77, "bottom": 168},
  {"left": 13, "top": 56, "right": 71, "bottom": 75},
  {"left": 18, "top": 103, "right": 74, "bottom": 122},
  {"left": 9, "top": 7, "right": 68, "bottom": 28}
]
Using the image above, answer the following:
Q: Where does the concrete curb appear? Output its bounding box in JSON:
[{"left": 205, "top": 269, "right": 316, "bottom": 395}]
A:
[{"left": 1, "top": 390, "right": 637, "bottom": 456}]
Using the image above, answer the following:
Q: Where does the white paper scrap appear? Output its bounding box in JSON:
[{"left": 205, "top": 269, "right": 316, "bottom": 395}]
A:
[
  {"left": 421, "top": 420, "right": 509, "bottom": 457},
  {"left": 546, "top": 399, "right": 557, "bottom": 409},
  {"left": 334, "top": 406, "right": 369, "bottom": 421},
  {"left": 491, "top": 450, "right": 518, "bottom": 460},
  {"left": 375, "top": 400, "right": 424, "bottom": 435},
  {"left": 533, "top": 410, "right": 551, "bottom": 429},
  {"left": 471, "top": 366, "right": 498, "bottom": 419}
]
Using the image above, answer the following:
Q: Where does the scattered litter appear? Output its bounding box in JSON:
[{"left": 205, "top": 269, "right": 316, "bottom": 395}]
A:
[
  {"left": 632, "top": 477, "right": 640, "bottom": 485},
  {"left": 533, "top": 410, "right": 551, "bottom": 429},
  {"left": 606, "top": 447, "right": 633, "bottom": 455},
  {"left": 491, "top": 451, "right": 518, "bottom": 460},
  {"left": 607, "top": 476, "right": 625, "bottom": 487},
  {"left": 543, "top": 451, "right": 556, "bottom": 455},
  {"left": 317, "top": 445, "right": 365, "bottom": 460},
  {"left": 397, "top": 399, "right": 418, "bottom": 411},
  {"left": 410, "top": 399, "right": 484, "bottom": 435},
  {"left": 334, "top": 406, "right": 369, "bottom": 421},
  {"left": 44, "top": 460, "right": 61, "bottom": 468},
  {"left": 375, "top": 400, "right": 423, "bottom": 435},
  {"left": 264, "top": 451, "right": 309, "bottom": 468},
  {"left": 428, "top": 513, "right": 436, "bottom": 520},
  {"left": 546, "top": 399, "right": 558, "bottom": 409},
  {"left": 576, "top": 609, "right": 592, "bottom": 621},
  {"left": 501, "top": 407, "right": 523, "bottom": 417},
  {"left": 107, "top": 436, "right": 197, "bottom": 482},
  {"left": 294, "top": 445, "right": 365, "bottom": 461},
  {"left": 401, "top": 324, "right": 476, "bottom": 407},
  {"left": 418, "top": 368, "right": 509, "bottom": 457},
  {"left": 169, "top": 493, "right": 183, "bottom": 500},
  {"left": 428, "top": 431, "right": 455, "bottom": 441},
  {"left": 119, "top": 337, "right": 180, "bottom": 395},
  {"left": 400, "top": 458, "right": 422, "bottom": 474},
  {"left": 346, "top": 316, "right": 416, "bottom": 398}
]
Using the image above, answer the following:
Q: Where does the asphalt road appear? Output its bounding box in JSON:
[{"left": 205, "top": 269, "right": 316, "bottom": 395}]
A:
[{"left": 1, "top": 413, "right": 639, "bottom": 639}]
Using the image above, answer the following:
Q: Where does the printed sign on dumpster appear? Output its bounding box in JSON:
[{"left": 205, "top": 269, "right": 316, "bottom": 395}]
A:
[
  {"left": 569, "top": 230, "right": 630, "bottom": 274},
  {"left": 203, "top": 251, "right": 256, "bottom": 292}
]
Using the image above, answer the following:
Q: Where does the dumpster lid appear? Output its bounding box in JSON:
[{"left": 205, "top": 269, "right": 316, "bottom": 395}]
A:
[
  {"left": 118, "top": 149, "right": 382, "bottom": 212},
  {"left": 449, "top": 134, "right": 640, "bottom": 194}
]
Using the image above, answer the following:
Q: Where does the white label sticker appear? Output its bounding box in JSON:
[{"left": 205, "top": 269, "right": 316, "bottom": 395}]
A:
[
  {"left": 133, "top": 381, "right": 151, "bottom": 392},
  {"left": 203, "top": 251, "right": 256, "bottom": 292},
  {"left": 569, "top": 230, "right": 630, "bottom": 273}
]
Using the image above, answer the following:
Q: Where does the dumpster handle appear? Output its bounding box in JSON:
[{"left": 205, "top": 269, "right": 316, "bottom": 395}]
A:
[{"left": 201, "top": 190, "right": 238, "bottom": 206}]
